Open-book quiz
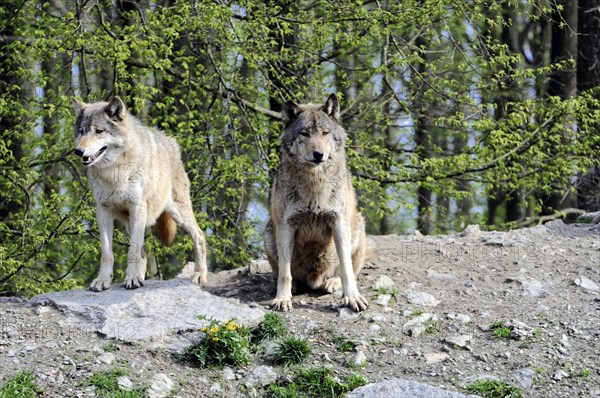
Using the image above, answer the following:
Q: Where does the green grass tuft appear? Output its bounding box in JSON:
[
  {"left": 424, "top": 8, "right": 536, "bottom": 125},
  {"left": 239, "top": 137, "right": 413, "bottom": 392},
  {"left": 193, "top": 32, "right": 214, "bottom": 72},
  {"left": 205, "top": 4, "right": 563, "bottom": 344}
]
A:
[
  {"left": 251, "top": 312, "right": 287, "bottom": 344},
  {"left": 464, "top": 379, "right": 524, "bottom": 398},
  {"left": 268, "top": 367, "right": 367, "bottom": 398},
  {"left": 408, "top": 310, "right": 424, "bottom": 318},
  {"left": 273, "top": 337, "right": 312, "bottom": 366},
  {"left": 102, "top": 342, "right": 119, "bottom": 352},
  {"left": 180, "top": 318, "right": 251, "bottom": 368},
  {"left": 330, "top": 334, "right": 357, "bottom": 352},
  {"left": 490, "top": 321, "right": 516, "bottom": 340},
  {"left": 0, "top": 371, "right": 43, "bottom": 398},
  {"left": 86, "top": 368, "right": 146, "bottom": 398}
]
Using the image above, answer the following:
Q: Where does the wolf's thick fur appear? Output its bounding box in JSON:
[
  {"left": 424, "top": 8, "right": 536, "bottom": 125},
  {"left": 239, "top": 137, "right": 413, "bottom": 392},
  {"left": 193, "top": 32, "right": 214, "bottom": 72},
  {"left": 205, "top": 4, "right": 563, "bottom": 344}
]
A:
[
  {"left": 264, "top": 94, "right": 368, "bottom": 312},
  {"left": 73, "top": 97, "right": 207, "bottom": 291}
]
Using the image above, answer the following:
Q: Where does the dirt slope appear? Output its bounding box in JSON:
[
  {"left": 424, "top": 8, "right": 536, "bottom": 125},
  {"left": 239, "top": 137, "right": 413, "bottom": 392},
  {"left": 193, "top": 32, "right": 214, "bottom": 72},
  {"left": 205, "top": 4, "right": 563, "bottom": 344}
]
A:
[{"left": 0, "top": 220, "right": 598, "bottom": 397}]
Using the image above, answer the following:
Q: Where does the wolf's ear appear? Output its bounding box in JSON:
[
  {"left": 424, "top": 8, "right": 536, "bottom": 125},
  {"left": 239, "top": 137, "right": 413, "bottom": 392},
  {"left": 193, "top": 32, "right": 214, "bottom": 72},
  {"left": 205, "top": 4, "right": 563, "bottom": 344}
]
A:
[
  {"left": 105, "top": 96, "right": 126, "bottom": 121},
  {"left": 73, "top": 98, "right": 87, "bottom": 115},
  {"left": 282, "top": 100, "right": 303, "bottom": 125},
  {"left": 322, "top": 93, "right": 340, "bottom": 122}
]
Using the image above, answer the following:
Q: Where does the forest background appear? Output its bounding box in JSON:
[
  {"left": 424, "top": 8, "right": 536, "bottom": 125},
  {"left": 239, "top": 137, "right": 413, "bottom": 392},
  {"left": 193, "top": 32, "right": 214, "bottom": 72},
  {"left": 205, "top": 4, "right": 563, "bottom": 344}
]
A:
[{"left": 1, "top": 0, "right": 599, "bottom": 295}]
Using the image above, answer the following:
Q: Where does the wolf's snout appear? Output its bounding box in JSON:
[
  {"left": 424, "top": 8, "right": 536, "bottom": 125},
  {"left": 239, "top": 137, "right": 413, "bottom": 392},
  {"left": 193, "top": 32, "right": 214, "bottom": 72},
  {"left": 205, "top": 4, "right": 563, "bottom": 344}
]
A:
[
  {"left": 74, "top": 148, "right": 84, "bottom": 157},
  {"left": 313, "top": 151, "right": 324, "bottom": 161}
]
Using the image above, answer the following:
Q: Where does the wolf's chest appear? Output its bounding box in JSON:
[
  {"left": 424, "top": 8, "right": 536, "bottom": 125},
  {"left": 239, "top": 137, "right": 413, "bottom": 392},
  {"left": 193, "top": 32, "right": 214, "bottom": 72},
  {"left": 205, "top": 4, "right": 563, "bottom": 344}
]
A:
[{"left": 91, "top": 178, "right": 143, "bottom": 209}]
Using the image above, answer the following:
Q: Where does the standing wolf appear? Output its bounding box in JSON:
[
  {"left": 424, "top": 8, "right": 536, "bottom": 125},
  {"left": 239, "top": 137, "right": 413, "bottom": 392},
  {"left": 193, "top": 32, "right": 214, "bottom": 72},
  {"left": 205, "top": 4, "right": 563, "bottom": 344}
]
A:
[
  {"left": 264, "top": 94, "right": 368, "bottom": 312},
  {"left": 73, "top": 97, "right": 207, "bottom": 291}
]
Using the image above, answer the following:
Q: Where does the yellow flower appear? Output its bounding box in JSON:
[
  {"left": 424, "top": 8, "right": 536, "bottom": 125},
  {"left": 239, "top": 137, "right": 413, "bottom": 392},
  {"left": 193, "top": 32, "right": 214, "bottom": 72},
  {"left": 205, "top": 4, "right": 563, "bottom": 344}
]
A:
[
  {"left": 201, "top": 327, "right": 208, "bottom": 332},
  {"left": 212, "top": 337, "right": 219, "bottom": 341},
  {"left": 226, "top": 322, "right": 238, "bottom": 331},
  {"left": 209, "top": 326, "right": 219, "bottom": 334}
]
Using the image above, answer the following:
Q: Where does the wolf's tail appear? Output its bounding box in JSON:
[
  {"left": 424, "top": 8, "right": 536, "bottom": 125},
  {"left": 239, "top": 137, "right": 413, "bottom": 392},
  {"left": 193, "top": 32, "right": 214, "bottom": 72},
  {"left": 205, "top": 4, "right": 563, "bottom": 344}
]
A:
[{"left": 154, "top": 211, "right": 177, "bottom": 246}]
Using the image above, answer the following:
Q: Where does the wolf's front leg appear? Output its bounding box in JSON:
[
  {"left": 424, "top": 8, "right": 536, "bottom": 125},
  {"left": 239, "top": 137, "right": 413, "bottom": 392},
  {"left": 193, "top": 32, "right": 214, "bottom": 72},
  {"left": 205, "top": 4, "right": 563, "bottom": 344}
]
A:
[
  {"left": 125, "top": 203, "right": 147, "bottom": 289},
  {"left": 333, "top": 217, "right": 368, "bottom": 312},
  {"left": 90, "top": 205, "right": 115, "bottom": 292},
  {"left": 272, "top": 225, "right": 295, "bottom": 312}
]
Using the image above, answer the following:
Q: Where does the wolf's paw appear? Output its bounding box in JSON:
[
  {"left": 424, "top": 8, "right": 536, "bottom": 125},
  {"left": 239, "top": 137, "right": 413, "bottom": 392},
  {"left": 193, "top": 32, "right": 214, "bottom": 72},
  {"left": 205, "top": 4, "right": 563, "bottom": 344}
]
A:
[
  {"left": 89, "top": 277, "right": 112, "bottom": 292},
  {"left": 124, "top": 275, "right": 144, "bottom": 289},
  {"left": 343, "top": 293, "right": 368, "bottom": 312},
  {"left": 271, "top": 298, "right": 293, "bottom": 312},
  {"left": 324, "top": 277, "right": 342, "bottom": 293},
  {"left": 190, "top": 272, "right": 207, "bottom": 285}
]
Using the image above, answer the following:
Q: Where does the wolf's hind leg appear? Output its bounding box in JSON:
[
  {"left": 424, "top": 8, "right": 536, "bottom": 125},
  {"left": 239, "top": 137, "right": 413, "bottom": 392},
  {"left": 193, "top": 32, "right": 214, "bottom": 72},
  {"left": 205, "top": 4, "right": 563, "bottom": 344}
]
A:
[
  {"left": 167, "top": 196, "right": 207, "bottom": 284},
  {"left": 323, "top": 277, "right": 342, "bottom": 293}
]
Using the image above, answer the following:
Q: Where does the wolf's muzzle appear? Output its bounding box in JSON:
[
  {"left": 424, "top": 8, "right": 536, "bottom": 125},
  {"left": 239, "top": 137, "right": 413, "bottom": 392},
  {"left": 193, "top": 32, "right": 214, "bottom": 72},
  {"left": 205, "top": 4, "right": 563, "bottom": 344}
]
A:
[{"left": 76, "top": 146, "right": 108, "bottom": 166}]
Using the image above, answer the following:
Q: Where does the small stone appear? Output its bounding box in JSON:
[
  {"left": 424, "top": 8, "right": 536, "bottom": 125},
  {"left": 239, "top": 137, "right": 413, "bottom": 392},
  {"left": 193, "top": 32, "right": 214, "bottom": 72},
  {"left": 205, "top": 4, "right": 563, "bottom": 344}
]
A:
[
  {"left": 512, "top": 368, "right": 535, "bottom": 389},
  {"left": 261, "top": 341, "right": 280, "bottom": 361},
  {"left": 370, "top": 314, "right": 387, "bottom": 322},
  {"left": 447, "top": 313, "right": 472, "bottom": 324},
  {"left": 353, "top": 350, "right": 367, "bottom": 366},
  {"left": 147, "top": 373, "right": 174, "bottom": 398},
  {"left": 444, "top": 335, "right": 473, "bottom": 350},
  {"left": 373, "top": 275, "right": 395, "bottom": 290},
  {"left": 574, "top": 276, "right": 599, "bottom": 292},
  {"left": 21, "top": 344, "right": 35, "bottom": 352},
  {"left": 96, "top": 352, "right": 116, "bottom": 365},
  {"left": 209, "top": 382, "right": 222, "bottom": 393},
  {"left": 349, "top": 379, "right": 478, "bottom": 398},
  {"left": 117, "top": 376, "right": 134, "bottom": 391},
  {"left": 402, "top": 313, "right": 437, "bottom": 337},
  {"left": 481, "top": 232, "right": 505, "bottom": 246},
  {"left": 339, "top": 308, "right": 360, "bottom": 319},
  {"left": 369, "top": 324, "right": 381, "bottom": 332},
  {"left": 223, "top": 367, "right": 236, "bottom": 381},
  {"left": 34, "top": 306, "right": 52, "bottom": 316},
  {"left": 424, "top": 352, "right": 450, "bottom": 364},
  {"left": 426, "top": 269, "right": 456, "bottom": 282},
  {"left": 46, "top": 369, "right": 64, "bottom": 385},
  {"left": 506, "top": 277, "right": 546, "bottom": 297},
  {"left": 552, "top": 370, "right": 569, "bottom": 381},
  {"left": 245, "top": 365, "right": 277, "bottom": 388},
  {"left": 376, "top": 294, "right": 392, "bottom": 306},
  {"left": 405, "top": 291, "right": 440, "bottom": 307}
]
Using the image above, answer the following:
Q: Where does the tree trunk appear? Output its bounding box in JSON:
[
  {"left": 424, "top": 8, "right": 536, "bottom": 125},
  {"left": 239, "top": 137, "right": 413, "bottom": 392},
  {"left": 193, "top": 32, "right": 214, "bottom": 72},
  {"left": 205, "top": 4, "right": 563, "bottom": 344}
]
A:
[
  {"left": 0, "top": 1, "right": 24, "bottom": 223},
  {"left": 542, "top": 0, "right": 578, "bottom": 215},
  {"left": 414, "top": 32, "right": 432, "bottom": 235},
  {"left": 576, "top": 0, "right": 600, "bottom": 212}
]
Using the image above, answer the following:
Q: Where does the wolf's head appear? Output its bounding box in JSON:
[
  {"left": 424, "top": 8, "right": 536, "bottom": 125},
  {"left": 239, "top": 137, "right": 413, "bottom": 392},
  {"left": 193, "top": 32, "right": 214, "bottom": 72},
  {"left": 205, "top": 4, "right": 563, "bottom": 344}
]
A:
[
  {"left": 281, "top": 94, "right": 346, "bottom": 167},
  {"left": 73, "top": 97, "right": 128, "bottom": 168}
]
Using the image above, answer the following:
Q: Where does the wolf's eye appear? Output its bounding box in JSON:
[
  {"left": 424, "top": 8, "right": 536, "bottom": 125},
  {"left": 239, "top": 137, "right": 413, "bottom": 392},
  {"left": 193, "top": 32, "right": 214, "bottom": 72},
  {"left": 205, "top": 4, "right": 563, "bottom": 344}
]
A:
[
  {"left": 299, "top": 131, "right": 309, "bottom": 137},
  {"left": 95, "top": 129, "right": 104, "bottom": 134},
  {"left": 322, "top": 131, "right": 330, "bottom": 136}
]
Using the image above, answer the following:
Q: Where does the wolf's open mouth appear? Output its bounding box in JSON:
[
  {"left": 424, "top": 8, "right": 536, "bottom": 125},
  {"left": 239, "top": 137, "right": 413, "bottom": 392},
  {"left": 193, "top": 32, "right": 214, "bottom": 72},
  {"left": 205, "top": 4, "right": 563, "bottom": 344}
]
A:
[{"left": 82, "top": 146, "right": 107, "bottom": 166}]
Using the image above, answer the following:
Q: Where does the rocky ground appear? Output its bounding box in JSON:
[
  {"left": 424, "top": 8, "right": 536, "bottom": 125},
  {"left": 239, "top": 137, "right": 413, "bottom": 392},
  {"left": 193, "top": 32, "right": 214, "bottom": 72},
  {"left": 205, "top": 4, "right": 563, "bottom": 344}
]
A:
[{"left": 0, "top": 220, "right": 599, "bottom": 397}]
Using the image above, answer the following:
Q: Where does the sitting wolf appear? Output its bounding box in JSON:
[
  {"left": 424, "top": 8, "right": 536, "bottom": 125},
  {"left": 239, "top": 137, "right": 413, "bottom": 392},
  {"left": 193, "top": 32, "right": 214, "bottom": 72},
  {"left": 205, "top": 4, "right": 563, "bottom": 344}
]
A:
[
  {"left": 264, "top": 94, "right": 368, "bottom": 312},
  {"left": 73, "top": 97, "right": 207, "bottom": 291}
]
